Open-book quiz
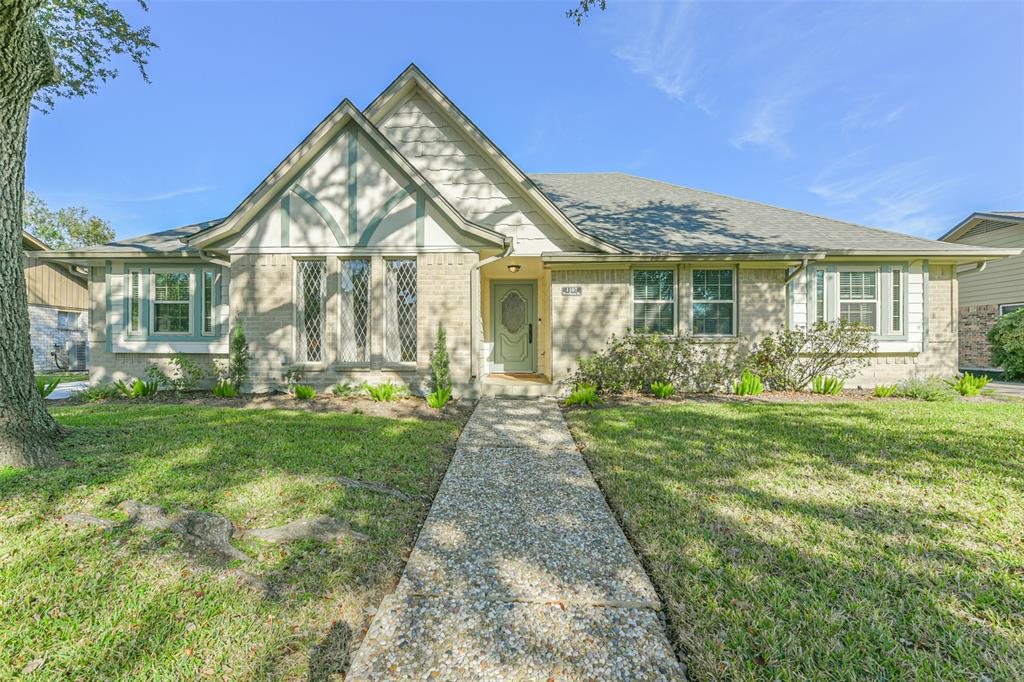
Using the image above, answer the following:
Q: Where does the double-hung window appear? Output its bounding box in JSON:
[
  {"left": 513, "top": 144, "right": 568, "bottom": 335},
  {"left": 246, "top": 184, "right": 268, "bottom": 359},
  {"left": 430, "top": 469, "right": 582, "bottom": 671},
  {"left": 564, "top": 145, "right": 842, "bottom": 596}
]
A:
[
  {"left": 385, "top": 259, "right": 417, "bottom": 363},
  {"left": 632, "top": 270, "right": 675, "bottom": 334},
  {"left": 295, "top": 260, "right": 326, "bottom": 363},
  {"left": 890, "top": 268, "right": 902, "bottom": 334},
  {"left": 339, "top": 258, "right": 371, "bottom": 363},
  {"left": 57, "top": 310, "right": 80, "bottom": 330},
  {"left": 128, "top": 269, "right": 143, "bottom": 334},
  {"left": 1001, "top": 303, "right": 1024, "bottom": 316},
  {"left": 201, "top": 270, "right": 216, "bottom": 336},
  {"left": 814, "top": 270, "right": 826, "bottom": 323},
  {"left": 692, "top": 268, "right": 735, "bottom": 336},
  {"left": 838, "top": 270, "right": 878, "bottom": 331},
  {"left": 151, "top": 270, "right": 192, "bottom": 334}
]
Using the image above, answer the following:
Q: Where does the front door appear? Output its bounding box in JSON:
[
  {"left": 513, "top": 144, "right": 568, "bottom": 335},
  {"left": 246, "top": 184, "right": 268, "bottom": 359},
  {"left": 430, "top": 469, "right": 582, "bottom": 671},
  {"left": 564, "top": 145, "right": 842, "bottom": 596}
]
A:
[{"left": 491, "top": 281, "right": 535, "bottom": 373}]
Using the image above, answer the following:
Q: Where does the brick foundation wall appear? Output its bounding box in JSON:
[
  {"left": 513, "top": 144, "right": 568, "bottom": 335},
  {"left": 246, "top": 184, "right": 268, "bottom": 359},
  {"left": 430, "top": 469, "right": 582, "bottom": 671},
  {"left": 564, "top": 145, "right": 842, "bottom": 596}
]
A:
[{"left": 958, "top": 304, "right": 999, "bottom": 370}]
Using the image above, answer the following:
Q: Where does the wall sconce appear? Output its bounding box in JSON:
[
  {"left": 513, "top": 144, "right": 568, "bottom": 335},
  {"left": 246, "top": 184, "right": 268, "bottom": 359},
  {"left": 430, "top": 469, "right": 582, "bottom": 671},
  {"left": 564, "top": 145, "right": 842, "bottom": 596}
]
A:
[{"left": 507, "top": 264, "right": 521, "bottom": 273}]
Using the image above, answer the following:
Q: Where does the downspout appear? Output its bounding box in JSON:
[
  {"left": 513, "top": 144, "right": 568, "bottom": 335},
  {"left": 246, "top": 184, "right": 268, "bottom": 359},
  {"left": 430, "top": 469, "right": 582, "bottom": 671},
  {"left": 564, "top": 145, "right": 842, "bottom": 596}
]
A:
[
  {"left": 198, "top": 250, "right": 230, "bottom": 268},
  {"left": 956, "top": 260, "right": 987, "bottom": 276},
  {"left": 784, "top": 258, "right": 812, "bottom": 285},
  {"left": 470, "top": 238, "right": 514, "bottom": 384}
]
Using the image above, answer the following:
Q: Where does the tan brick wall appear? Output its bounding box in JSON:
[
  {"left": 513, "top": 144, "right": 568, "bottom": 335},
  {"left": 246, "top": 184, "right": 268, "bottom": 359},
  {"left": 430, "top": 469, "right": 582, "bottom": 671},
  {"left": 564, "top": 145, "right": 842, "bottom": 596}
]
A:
[
  {"left": 958, "top": 304, "right": 999, "bottom": 370},
  {"left": 550, "top": 268, "right": 632, "bottom": 380}
]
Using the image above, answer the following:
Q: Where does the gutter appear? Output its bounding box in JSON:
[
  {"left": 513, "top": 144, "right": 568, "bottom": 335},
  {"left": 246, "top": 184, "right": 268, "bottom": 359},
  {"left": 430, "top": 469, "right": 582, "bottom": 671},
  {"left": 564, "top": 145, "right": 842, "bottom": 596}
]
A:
[
  {"left": 198, "top": 250, "right": 230, "bottom": 268},
  {"left": 784, "top": 258, "right": 816, "bottom": 285},
  {"left": 956, "top": 261, "right": 988, "bottom": 276},
  {"left": 542, "top": 251, "right": 826, "bottom": 264},
  {"left": 469, "top": 239, "right": 514, "bottom": 382}
]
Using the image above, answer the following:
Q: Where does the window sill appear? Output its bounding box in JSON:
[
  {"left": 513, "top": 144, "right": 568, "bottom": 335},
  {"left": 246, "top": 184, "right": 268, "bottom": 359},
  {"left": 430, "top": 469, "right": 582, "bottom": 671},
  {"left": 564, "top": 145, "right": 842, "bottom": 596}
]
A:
[
  {"left": 380, "top": 362, "right": 419, "bottom": 372},
  {"left": 332, "top": 363, "right": 374, "bottom": 371}
]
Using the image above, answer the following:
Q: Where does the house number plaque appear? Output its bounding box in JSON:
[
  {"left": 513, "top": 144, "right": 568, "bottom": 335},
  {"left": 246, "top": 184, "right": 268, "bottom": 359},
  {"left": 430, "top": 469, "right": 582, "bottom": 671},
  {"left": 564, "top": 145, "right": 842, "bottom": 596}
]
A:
[{"left": 561, "top": 286, "right": 582, "bottom": 297}]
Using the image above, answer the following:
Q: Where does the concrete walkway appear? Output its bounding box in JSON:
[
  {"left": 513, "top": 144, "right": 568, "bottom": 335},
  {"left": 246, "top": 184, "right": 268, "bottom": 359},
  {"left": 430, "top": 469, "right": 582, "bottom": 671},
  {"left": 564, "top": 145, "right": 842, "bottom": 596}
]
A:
[
  {"left": 989, "top": 381, "right": 1024, "bottom": 399},
  {"left": 45, "top": 380, "right": 89, "bottom": 400},
  {"left": 347, "top": 398, "right": 684, "bottom": 681}
]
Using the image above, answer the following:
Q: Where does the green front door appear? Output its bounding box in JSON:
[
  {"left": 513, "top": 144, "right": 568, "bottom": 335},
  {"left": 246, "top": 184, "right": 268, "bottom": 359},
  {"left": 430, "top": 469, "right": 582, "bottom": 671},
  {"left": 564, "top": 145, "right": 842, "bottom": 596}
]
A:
[{"left": 491, "top": 281, "right": 535, "bottom": 373}]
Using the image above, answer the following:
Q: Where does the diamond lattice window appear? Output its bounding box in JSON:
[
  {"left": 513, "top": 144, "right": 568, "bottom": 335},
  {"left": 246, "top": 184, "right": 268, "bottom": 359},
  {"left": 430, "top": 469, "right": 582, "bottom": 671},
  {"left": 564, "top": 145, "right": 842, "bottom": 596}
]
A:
[
  {"left": 339, "top": 259, "right": 371, "bottom": 363},
  {"left": 385, "top": 259, "right": 417, "bottom": 363},
  {"left": 295, "top": 260, "right": 326, "bottom": 363}
]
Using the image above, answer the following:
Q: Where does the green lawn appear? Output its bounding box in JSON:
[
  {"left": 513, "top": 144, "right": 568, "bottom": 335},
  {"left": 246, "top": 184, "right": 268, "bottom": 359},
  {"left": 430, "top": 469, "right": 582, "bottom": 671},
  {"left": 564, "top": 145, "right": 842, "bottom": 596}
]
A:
[
  {"left": 36, "top": 372, "right": 88, "bottom": 384},
  {"left": 566, "top": 400, "right": 1024, "bottom": 681},
  {"left": 0, "top": 403, "right": 463, "bottom": 680}
]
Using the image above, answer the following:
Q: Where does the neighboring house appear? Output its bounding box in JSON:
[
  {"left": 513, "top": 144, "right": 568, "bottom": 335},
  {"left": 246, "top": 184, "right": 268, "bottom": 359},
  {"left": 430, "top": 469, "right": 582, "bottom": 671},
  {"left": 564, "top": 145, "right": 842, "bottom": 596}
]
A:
[
  {"left": 22, "top": 231, "right": 89, "bottom": 372},
  {"left": 37, "top": 66, "right": 1019, "bottom": 393},
  {"left": 940, "top": 212, "right": 1024, "bottom": 373}
]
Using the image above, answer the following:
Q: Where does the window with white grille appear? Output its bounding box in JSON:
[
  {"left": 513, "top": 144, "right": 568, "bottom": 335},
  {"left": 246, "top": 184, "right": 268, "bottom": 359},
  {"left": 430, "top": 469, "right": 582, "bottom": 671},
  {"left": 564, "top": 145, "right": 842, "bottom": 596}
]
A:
[
  {"left": 339, "top": 259, "right": 371, "bottom": 363},
  {"left": 202, "top": 270, "right": 215, "bottom": 335},
  {"left": 57, "top": 310, "right": 80, "bottom": 330},
  {"left": 838, "top": 270, "right": 877, "bottom": 331},
  {"left": 151, "top": 270, "right": 192, "bottom": 334},
  {"left": 814, "top": 270, "right": 825, "bottom": 323},
  {"left": 295, "top": 260, "right": 326, "bottom": 363},
  {"left": 890, "top": 269, "right": 902, "bottom": 334},
  {"left": 632, "top": 269, "right": 674, "bottom": 334},
  {"left": 692, "top": 268, "right": 735, "bottom": 336},
  {"left": 128, "top": 269, "right": 143, "bottom": 333},
  {"left": 385, "top": 259, "right": 417, "bottom": 363}
]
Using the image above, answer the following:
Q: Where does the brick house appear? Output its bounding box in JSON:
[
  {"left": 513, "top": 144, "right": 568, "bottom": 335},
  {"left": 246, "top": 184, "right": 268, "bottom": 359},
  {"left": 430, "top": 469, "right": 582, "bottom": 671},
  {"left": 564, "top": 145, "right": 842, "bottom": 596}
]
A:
[
  {"left": 940, "top": 212, "right": 1024, "bottom": 372},
  {"left": 36, "top": 66, "right": 1020, "bottom": 394},
  {"left": 23, "top": 231, "right": 89, "bottom": 372}
]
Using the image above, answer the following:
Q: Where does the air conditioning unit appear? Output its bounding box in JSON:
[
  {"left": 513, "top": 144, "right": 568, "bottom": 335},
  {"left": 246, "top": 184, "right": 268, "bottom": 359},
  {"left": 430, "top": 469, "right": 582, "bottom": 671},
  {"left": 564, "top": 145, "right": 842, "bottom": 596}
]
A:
[{"left": 63, "top": 340, "right": 87, "bottom": 371}]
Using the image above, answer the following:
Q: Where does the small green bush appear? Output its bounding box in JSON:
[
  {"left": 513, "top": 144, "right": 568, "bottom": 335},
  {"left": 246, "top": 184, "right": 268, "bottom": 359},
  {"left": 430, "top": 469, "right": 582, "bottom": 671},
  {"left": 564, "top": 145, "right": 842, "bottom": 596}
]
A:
[
  {"left": 873, "top": 384, "right": 898, "bottom": 397},
  {"left": 365, "top": 381, "right": 400, "bottom": 402},
  {"left": 430, "top": 325, "right": 452, "bottom": 394},
  {"left": 811, "top": 375, "right": 844, "bottom": 395},
  {"left": 212, "top": 380, "right": 239, "bottom": 398},
  {"left": 331, "top": 382, "right": 356, "bottom": 397},
  {"left": 282, "top": 366, "right": 305, "bottom": 392},
  {"left": 565, "top": 383, "right": 603, "bottom": 407},
  {"left": 36, "top": 377, "right": 60, "bottom": 398},
  {"left": 228, "top": 321, "right": 251, "bottom": 389},
  {"left": 426, "top": 385, "right": 453, "bottom": 409},
  {"left": 734, "top": 369, "right": 764, "bottom": 396},
  {"left": 74, "top": 383, "right": 121, "bottom": 402},
  {"left": 894, "top": 377, "right": 955, "bottom": 402},
  {"left": 115, "top": 378, "right": 159, "bottom": 399},
  {"left": 147, "top": 354, "right": 205, "bottom": 393},
  {"left": 293, "top": 384, "right": 317, "bottom": 400},
  {"left": 988, "top": 308, "right": 1024, "bottom": 380},
  {"left": 945, "top": 372, "right": 993, "bottom": 397},
  {"left": 650, "top": 381, "right": 675, "bottom": 399},
  {"left": 749, "top": 320, "right": 876, "bottom": 391}
]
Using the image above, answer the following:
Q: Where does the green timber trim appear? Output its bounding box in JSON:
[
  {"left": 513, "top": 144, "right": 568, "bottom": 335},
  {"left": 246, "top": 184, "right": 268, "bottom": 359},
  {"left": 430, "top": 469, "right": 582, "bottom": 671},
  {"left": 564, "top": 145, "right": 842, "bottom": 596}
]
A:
[
  {"left": 110, "top": 263, "right": 225, "bottom": 343},
  {"left": 922, "top": 261, "right": 930, "bottom": 353},
  {"left": 104, "top": 261, "right": 112, "bottom": 353},
  {"left": 416, "top": 192, "right": 426, "bottom": 247},
  {"left": 357, "top": 184, "right": 417, "bottom": 246},
  {"left": 280, "top": 194, "right": 291, "bottom": 247},
  {"left": 348, "top": 130, "right": 358, "bottom": 241},
  {"left": 293, "top": 184, "right": 347, "bottom": 246}
]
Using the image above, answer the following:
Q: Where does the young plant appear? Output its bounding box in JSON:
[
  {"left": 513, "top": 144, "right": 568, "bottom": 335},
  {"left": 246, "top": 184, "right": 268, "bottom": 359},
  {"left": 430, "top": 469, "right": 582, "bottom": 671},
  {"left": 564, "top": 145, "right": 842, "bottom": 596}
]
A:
[
  {"left": 430, "top": 325, "right": 452, "bottom": 394},
  {"left": 293, "top": 384, "right": 317, "bottom": 400},
  {"left": 650, "top": 381, "right": 675, "bottom": 399},
  {"left": 564, "top": 383, "right": 603, "bottom": 407},
  {"left": 749, "top": 320, "right": 876, "bottom": 391},
  {"left": 811, "top": 375, "right": 845, "bottom": 395},
  {"left": 74, "top": 383, "right": 121, "bottom": 403},
  {"left": 148, "top": 354, "right": 205, "bottom": 393},
  {"left": 426, "top": 385, "right": 453, "bottom": 409},
  {"left": 228, "top": 321, "right": 251, "bottom": 389},
  {"left": 734, "top": 369, "right": 764, "bottom": 396},
  {"left": 331, "top": 382, "right": 355, "bottom": 397},
  {"left": 894, "top": 377, "right": 956, "bottom": 402},
  {"left": 212, "top": 380, "right": 239, "bottom": 398},
  {"left": 282, "top": 367, "right": 305, "bottom": 393},
  {"left": 365, "top": 381, "right": 399, "bottom": 402},
  {"left": 115, "top": 378, "right": 159, "bottom": 399},
  {"left": 945, "top": 372, "right": 993, "bottom": 397},
  {"left": 36, "top": 377, "right": 60, "bottom": 398},
  {"left": 873, "top": 384, "right": 898, "bottom": 398}
]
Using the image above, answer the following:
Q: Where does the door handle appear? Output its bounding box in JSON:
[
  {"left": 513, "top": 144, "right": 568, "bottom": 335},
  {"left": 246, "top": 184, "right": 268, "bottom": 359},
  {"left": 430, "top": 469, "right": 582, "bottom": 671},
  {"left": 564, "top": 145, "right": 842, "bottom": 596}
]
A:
[{"left": 528, "top": 323, "right": 533, "bottom": 344}]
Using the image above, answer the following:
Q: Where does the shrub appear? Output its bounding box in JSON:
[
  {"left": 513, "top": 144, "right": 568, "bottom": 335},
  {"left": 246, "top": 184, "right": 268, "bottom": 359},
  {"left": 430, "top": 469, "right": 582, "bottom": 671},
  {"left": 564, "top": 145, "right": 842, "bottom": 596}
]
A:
[
  {"left": 988, "top": 309, "right": 1024, "bottom": 380},
  {"left": 426, "top": 385, "right": 452, "bottom": 409},
  {"left": 748, "top": 320, "right": 876, "bottom": 391},
  {"left": 572, "top": 332, "right": 742, "bottom": 395},
  {"left": 228, "top": 321, "right": 251, "bottom": 389},
  {"left": 734, "top": 369, "right": 764, "bottom": 396},
  {"left": 74, "top": 383, "right": 121, "bottom": 402},
  {"left": 293, "top": 384, "right": 317, "bottom": 400},
  {"left": 894, "top": 377, "right": 955, "bottom": 402},
  {"left": 811, "top": 375, "right": 845, "bottom": 395},
  {"left": 36, "top": 377, "right": 60, "bottom": 398},
  {"left": 430, "top": 325, "right": 451, "bottom": 393},
  {"left": 331, "top": 382, "right": 356, "bottom": 397},
  {"left": 945, "top": 372, "right": 993, "bottom": 397},
  {"left": 365, "top": 381, "right": 400, "bottom": 402},
  {"left": 282, "top": 367, "right": 305, "bottom": 392},
  {"left": 115, "top": 378, "right": 159, "bottom": 399},
  {"left": 650, "top": 381, "right": 675, "bottom": 399},
  {"left": 873, "top": 384, "right": 898, "bottom": 397},
  {"left": 565, "top": 383, "right": 603, "bottom": 407},
  {"left": 212, "top": 380, "right": 239, "bottom": 398},
  {"left": 148, "top": 354, "right": 205, "bottom": 393}
]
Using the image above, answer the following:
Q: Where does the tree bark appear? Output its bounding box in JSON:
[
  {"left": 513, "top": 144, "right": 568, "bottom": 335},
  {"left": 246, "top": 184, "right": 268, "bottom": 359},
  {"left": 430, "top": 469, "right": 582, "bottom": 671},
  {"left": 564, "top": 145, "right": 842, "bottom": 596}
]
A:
[{"left": 1, "top": 0, "right": 64, "bottom": 468}]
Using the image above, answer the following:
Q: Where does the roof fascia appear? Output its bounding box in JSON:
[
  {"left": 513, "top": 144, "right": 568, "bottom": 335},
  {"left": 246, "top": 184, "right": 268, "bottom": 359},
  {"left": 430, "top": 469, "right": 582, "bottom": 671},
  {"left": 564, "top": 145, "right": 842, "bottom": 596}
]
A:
[
  {"left": 364, "top": 64, "right": 623, "bottom": 254},
  {"left": 22, "top": 231, "right": 49, "bottom": 251},
  {"left": 938, "top": 212, "right": 1024, "bottom": 242},
  {"left": 541, "top": 251, "right": 826, "bottom": 264}
]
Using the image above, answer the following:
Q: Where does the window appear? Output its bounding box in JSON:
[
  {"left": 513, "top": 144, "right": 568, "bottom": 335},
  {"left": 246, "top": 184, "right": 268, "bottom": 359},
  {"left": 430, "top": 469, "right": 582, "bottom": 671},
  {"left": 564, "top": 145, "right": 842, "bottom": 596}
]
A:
[
  {"left": 1001, "top": 303, "right": 1024, "bottom": 316},
  {"left": 632, "top": 269, "right": 674, "bottom": 334},
  {"left": 151, "top": 271, "right": 192, "bottom": 334},
  {"left": 202, "top": 270, "right": 215, "bottom": 336},
  {"left": 815, "top": 270, "right": 826, "bottom": 323},
  {"left": 890, "top": 268, "right": 902, "bottom": 334},
  {"left": 838, "top": 270, "right": 877, "bottom": 331},
  {"left": 339, "top": 259, "right": 371, "bottom": 363},
  {"left": 295, "top": 260, "right": 326, "bottom": 363},
  {"left": 57, "top": 310, "right": 80, "bottom": 330},
  {"left": 128, "top": 269, "right": 142, "bottom": 333},
  {"left": 692, "top": 269, "right": 735, "bottom": 335},
  {"left": 385, "top": 259, "right": 417, "bottom": 363}
]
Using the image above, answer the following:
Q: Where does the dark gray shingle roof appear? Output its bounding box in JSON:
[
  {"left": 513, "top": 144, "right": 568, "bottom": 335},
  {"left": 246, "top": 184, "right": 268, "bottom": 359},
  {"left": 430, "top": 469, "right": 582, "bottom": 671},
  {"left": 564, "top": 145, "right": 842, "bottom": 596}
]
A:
[
  {"left": 531, "top": 172, "right": 978, "bottom": 255},
  {"left": 72, "top": 220, "right": 223, "bottom": 254}
]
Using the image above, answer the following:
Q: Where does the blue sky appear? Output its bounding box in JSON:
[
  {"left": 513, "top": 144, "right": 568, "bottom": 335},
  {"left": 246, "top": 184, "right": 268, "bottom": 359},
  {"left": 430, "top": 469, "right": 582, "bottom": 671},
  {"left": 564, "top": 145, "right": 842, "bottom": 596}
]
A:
[{"left": 27, "top": 0, "right": 1023, "bottom": 241}]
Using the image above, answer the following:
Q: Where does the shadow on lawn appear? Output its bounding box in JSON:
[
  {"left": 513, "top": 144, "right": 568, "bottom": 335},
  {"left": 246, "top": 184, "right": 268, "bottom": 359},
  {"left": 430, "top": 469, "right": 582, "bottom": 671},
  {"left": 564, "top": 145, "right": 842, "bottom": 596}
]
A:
[{"left": 569, "top": 401, "right": 1024, "bottom": 679}]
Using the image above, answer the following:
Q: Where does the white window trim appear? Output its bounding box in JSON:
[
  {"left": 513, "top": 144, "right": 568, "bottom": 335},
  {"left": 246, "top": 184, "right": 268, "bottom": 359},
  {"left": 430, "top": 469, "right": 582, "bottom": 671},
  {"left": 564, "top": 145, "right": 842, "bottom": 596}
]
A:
[
  {"left": 149, "top": 268, "right": 194, "bottom": 336},
  {"left": 813, "top": 269, "right": 826, "bottom": 324},
  {"left": 201, "top": 270, "right": 216, "bottom": 337},
  {"left": 293, "top": 258, "right": 327, "bottom": 366},
  {"left": 128, "top": 268, "right": 144, "bottom": 334},
  {"left": 690, "top": 266, "right": 737, "bottom": 337},
  {"left": 1000, "top": 302, "right": 1024, "bottom": 316},
  {"left": 631, "top": 267, "right": 677, "bottom": 335},
  {"left": 835, "top": 266, "right": 880, "bottom": 334},
  {"left": 337, "top": 257, "right": 372, "bottom": 366},
  {"left": 890, "top": 268, "right": 903, "bottom": 335}
]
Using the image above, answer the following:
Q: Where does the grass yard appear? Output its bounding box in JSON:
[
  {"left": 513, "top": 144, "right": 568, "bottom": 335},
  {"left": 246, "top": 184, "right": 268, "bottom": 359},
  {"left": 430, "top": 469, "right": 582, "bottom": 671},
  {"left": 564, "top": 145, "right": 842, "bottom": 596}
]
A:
[
  {"left": 35, "top": 372, "right": 88, "bottom": 384},
  {"left": 566, "top": 400, "right": 1024, "bottom": 681},
  {"left": 0, "top": 403, "right": 463, "bottom": 680}
]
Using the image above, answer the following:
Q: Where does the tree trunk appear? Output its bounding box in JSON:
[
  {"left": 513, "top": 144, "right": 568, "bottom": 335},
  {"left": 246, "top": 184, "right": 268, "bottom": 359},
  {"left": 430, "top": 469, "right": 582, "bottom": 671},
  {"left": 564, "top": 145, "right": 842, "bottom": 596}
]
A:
[{"left": 0, "top": 0, "right": 64, "bottom": 468}]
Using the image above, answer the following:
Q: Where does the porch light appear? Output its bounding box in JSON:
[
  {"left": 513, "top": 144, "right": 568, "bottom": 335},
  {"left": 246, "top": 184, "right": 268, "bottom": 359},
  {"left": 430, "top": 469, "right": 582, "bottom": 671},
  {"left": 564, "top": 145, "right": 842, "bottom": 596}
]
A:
[{"left": 506, "top": 264, "right": 521, "bottom": 273}]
